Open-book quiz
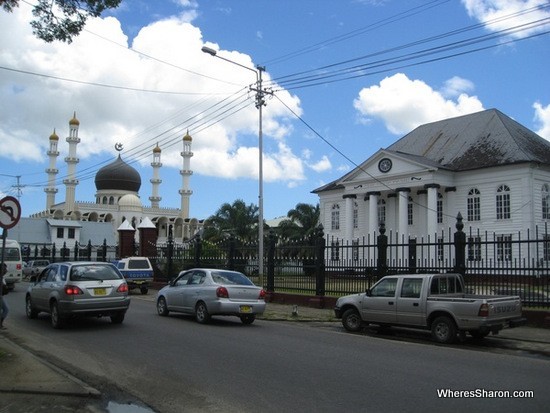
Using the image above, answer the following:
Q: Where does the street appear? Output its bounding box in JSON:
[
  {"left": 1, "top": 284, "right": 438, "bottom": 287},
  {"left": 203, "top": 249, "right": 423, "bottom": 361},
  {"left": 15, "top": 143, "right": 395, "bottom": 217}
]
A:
[{"left": 3, "top": 285, "right": 550, "bottom": 413}]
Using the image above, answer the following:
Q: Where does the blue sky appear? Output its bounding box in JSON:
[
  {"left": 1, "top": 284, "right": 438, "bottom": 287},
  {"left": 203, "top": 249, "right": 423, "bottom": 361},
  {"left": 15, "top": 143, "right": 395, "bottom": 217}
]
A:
[{"left": 1, "top": 0, "right": 549, "bottom": 222}]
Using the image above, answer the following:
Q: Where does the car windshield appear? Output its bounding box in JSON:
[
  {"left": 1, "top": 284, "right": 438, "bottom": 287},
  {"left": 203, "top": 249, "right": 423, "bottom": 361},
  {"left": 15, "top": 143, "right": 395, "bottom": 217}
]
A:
[
  {"left": 70, "top": 264, "right": 121, "bottom": 281},
  {"left": 211, "top": 271, "right": 254, "bottom": 286}
]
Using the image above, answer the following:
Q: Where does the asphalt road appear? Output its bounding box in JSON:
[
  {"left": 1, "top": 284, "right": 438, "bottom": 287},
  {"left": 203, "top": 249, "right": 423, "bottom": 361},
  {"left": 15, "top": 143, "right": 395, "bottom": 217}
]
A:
[{"left": 4, "top": 287, "right": 550, "bottom": 413}]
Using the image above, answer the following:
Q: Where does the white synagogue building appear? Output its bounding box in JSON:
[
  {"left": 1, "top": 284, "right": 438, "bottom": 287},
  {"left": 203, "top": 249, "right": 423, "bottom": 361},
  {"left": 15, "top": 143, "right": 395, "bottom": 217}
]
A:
[{"left": 313, "top": 109, "right": 550, "bottom": 252}]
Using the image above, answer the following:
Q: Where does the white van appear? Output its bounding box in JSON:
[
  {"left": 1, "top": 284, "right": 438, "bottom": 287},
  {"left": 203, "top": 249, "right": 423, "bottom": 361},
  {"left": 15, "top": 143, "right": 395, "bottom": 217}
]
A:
[{"left": 1, "top": 239, "right": 23, "bottom": 289}]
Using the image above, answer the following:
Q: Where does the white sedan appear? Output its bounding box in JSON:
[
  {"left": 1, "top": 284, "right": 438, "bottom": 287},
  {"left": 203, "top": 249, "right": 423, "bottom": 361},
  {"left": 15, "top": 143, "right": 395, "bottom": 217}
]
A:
[{"left": 156, "top": 268, "right": 266, "bottom": 325}]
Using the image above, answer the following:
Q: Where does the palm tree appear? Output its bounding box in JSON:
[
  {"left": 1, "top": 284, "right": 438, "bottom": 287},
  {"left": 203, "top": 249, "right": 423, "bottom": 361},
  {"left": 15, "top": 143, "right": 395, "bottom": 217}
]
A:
[
  {"left": 203, "top": 199, "right": 259, "bottom": 242},
  {"left": 277, "top": 203, "right": 321, "bottom": 242}
]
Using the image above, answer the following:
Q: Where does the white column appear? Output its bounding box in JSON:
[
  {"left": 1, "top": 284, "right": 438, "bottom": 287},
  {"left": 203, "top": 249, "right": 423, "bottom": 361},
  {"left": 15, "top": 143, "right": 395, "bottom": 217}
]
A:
[
  {"left": 368, "top": 192, "right": 380, "bottom": 236},
  {"left": 397, "top": 188, "right": 410, "bottom": 241},
  {"left": 343, "top": 194, "right": 356, "bottom": 242},
  {"left": 397, "top": 188, "right": 410, "bottom": 264},
  {"left": 426, "top": 184, "right": 439, "bottom": 239}
]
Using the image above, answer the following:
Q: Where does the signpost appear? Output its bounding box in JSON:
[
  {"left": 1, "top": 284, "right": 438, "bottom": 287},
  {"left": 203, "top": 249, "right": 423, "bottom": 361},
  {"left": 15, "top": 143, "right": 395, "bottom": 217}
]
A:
[{"left": 1, "top": 196, "right": 21, "bottom": 327}]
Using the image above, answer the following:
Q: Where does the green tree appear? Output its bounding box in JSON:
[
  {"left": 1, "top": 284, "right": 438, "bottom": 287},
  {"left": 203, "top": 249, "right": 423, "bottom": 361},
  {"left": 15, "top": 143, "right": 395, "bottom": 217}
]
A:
[
  {"left": 278, "top": 203, "right": 321, "bottom": 242},
  {"left": 203, "top": 199, "right": 259, "bottom": 243},
  {"left": 1, "top": 0, "right": 122, "bottom": 43}
]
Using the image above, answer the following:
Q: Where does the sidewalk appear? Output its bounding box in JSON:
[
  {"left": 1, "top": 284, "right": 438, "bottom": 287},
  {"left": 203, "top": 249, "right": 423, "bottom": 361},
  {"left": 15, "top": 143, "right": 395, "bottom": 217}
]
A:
[
  {"left": 1, "top": 303, "right": 549, "bottom": 412},
  {"left": 0, "top": 332, "right": 103, "bottom": 413}
]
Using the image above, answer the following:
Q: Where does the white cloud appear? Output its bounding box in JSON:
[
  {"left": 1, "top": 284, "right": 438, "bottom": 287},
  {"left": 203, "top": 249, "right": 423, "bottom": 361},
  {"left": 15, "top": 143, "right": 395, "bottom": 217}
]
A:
[
  {"left": 307, "top": 155, "right": 332, "bottom": 173},
  {"left": 0, "top": 5, "right": 304, "bottom": 184},
  {"left": 353, "top": 73, "right": 484, "bottom": 135},
  {"left": 461, "top": 0, "right": 550, "bottom": 39},
  {"left": 533, "top": 102, "right": 550, "bottom": 140},
  {"left": 441, "top": 76, "right": 475, "bottom": 98}
]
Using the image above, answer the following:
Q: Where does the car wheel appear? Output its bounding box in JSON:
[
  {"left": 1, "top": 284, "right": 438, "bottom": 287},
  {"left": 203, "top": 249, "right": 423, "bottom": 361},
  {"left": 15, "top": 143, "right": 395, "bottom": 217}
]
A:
[
  {"left": 50, "top": 301, "right": 65, "bottom": 329},
  {"left": 195, "top": 302, "right": 211, "bottom": 324},
  {"left": 431, "top": 316, "right": 457, "bottom": 344},
  {"left": 240, "top": 314, "right": 256, "bottom": 325},
  {"left": 111, "top": 312, "right": 125, "bottom": 324},
  {"left": 157, "top": 297, "right": 169, "bottom": 316},
  {"left": 342, "top": 308, "right": 363, "bottom": 332},
  {"left": 140, "top": 286, "right": 148, "bottom": 295},
  {"left": 25, "top": 295, "right": 38, "bottom": 319}
]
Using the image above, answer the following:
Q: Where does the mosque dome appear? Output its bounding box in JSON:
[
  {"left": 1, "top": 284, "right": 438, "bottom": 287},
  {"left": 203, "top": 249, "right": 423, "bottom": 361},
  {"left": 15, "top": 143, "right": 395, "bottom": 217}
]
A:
[
  {"left": 95, "top": 155, "right": 141, "bottom": 192},
  {"left": 118, "top": 193, "right": 142, "bottom": 209},
  {"left": 183, "top": 131, "right": 192, "bottom": 141},
  {"left": 69, "top": 112, "right": 80, "bottom": 126},
  {"left": 49, "top": 130, "right": 59, "bottom": 141}
]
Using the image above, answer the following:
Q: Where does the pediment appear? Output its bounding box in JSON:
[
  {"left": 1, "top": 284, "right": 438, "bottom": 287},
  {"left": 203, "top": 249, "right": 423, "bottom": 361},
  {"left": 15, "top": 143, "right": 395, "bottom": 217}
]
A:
[{"left": 341, "top": 149, "right": 441, "bottom": 188}]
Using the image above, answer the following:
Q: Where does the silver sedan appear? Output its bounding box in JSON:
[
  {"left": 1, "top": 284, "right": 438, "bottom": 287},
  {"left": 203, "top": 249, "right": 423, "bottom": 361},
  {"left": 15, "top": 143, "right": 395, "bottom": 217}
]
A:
[
  {"left": 25, "top": 261, "right": 131, "bottom": 328},
  {"left": 156, "top": 268, "right": 266, "bottom": 324}
]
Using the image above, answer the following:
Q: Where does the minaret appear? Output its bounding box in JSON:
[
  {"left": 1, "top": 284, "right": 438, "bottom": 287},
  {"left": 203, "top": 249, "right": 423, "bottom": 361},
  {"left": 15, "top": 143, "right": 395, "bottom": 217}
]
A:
[
  {"left": 44, "top": 129, "right": 59, "bottom": 211},
  {"left": 63, "top": 112, "right": 81, "bottom": 215},
  {"left": 149, "top": 144, "right": 162, "bottom": 208},
  {"left": 179, "top": 131, "right": 193, "bottom": 218}
]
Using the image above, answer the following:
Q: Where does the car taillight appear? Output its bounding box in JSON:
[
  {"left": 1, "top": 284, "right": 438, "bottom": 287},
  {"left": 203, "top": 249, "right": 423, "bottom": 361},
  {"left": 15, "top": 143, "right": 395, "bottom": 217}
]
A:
[
  {"left": 259, "top": 289, "right": 266, "bottom": 299},
  {"left": 64, "top": 285, "right": 84, "bottom": 295},
  {"left": 216, "top": 286, "right": 229, "bottom": 298},
  {"left": 117, "top": 284, "right": 129, "bottom": 293},
  {"left": 478, "top": 303, "right": 489, "bottom": 317},
  {"left": 16, "top": 264, "right": 22, "bottom": 270}
]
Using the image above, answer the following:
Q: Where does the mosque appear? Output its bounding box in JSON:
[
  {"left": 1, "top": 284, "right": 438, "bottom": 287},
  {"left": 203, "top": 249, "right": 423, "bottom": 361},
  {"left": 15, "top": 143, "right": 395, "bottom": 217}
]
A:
[{"left": 30, "top": 113, "right": 203, "bottom": 245}]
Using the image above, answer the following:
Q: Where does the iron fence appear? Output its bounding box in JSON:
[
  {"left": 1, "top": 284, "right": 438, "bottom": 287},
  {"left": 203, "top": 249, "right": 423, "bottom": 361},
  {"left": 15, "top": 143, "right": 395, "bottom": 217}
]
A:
[
  {"left": 23, "top": 217, "right": 549, "bottom": 308},
  {"left": 154, "top": 215, "right": 549, "bottom": 308},
  {"left": 21, "top": 239, "right": 116, "bottom": 263}
]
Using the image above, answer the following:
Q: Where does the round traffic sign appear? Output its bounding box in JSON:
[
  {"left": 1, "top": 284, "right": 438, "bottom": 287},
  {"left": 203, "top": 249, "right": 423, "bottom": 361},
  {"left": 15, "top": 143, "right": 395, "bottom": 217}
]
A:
[{"left": 0, "top": 196, "right": 21, "bottom": 229}]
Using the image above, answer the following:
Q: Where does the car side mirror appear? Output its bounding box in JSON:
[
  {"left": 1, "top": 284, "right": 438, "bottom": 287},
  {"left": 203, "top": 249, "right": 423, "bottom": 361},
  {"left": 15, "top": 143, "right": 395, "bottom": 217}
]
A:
[
  {"left": 30, "top": 275, "right": 37, "bottom": 283},
  {"left": 365, "top": 288, "right": 372, "bottom": 296}
]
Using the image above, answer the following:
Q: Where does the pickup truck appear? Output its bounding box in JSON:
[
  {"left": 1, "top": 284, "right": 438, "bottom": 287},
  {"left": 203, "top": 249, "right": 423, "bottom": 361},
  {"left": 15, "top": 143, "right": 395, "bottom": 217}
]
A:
[
  {"left": 112, "top": 257, "right": 154, "bottom": 294},
  {"left": 334, "top": 273, "right": 526, "bottom": 344}
]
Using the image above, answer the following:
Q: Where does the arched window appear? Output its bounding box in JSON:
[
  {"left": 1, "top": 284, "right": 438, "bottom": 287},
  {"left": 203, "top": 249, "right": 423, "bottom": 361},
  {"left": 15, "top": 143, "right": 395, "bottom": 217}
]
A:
[
  {"left": 331, "top": 204, "right": 340, "bottom": 230},
  {"left": 496, "top": 185, "right": 510, "bottom": 220},
  {"left": 543, "top": 184, "right": 550, "bottom": 219},
  {"left": 467, "top": 188, "right": 481, "bottom": 221},
  {"left": 102, "top": 196, "right": 107, "bottom": 205},
  {"left": 109, "top": 196, "right": 114, "bottom": 205},
  {"left": 378, "top": 199, "right": 386, "bottom": 227}
]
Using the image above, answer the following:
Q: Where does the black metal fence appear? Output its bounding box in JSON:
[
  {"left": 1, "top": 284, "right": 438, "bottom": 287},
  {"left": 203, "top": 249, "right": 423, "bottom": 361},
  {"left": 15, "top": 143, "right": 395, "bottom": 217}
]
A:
[
  {"left": 154, "top": 214, "right": 550, "bottom": 308},
  {"left": 21, "top": 239, "right": 116, "bottom": 263},
  {"left": 20, "top": 215, "right": 550, "bottom": 308}
]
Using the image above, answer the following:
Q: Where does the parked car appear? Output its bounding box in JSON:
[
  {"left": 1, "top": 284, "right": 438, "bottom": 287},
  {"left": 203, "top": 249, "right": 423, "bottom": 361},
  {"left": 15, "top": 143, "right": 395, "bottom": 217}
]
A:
[
  {"left": 25, "top": 262, "right": 131, "bottom": 329},
  {"left": 335, "top": 273, "right": 525, "bottom": 343},
  {"left": 23, "top": 260, "right": 50, "bottom": 278},
  {"left": 112, "top": 257, "right": 154, "bottom": 294},
  {"left": 156, "top": 268, "right": 266, "bottom": 324}
]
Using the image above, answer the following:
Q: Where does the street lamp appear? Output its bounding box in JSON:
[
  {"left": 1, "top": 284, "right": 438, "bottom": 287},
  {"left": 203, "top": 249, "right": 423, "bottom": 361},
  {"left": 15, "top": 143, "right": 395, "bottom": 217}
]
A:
[{"left": 202, "top": 46, "right": 268, "bottom": 284}]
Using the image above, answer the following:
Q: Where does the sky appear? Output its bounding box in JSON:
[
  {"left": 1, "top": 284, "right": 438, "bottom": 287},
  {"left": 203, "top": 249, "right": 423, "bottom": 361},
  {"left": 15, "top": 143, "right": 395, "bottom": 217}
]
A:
[{"left": 1, "top": 0, "right": 549, "bottom": 222}]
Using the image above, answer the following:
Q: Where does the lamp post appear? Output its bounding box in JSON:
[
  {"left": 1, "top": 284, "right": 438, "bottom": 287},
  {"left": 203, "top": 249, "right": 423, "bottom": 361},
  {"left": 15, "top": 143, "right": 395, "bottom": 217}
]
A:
[{"left": 202, "top": 46, "right": 267, "bottom": 285}]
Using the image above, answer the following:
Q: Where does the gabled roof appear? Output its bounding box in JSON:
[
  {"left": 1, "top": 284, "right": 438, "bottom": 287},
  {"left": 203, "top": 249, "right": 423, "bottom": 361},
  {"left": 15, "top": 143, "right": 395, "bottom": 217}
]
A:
[
  {"left": 313, "top": 109, "right": 550, "bottom": 194},
  {"left": 386, "top": 108, "right": 550, "bottom": 170}
]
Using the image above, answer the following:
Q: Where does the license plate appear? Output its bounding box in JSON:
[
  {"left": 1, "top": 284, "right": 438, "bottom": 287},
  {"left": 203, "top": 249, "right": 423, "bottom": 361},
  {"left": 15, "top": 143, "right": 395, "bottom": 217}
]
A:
[
  {"left": 240, "top": 305, "right": 252, "bottom": 313},
  {"left": 94, "top": 288, "right": 107, "bottom": 296}
]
